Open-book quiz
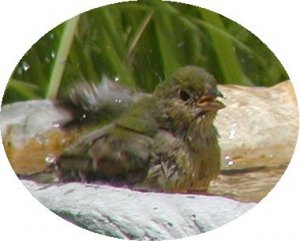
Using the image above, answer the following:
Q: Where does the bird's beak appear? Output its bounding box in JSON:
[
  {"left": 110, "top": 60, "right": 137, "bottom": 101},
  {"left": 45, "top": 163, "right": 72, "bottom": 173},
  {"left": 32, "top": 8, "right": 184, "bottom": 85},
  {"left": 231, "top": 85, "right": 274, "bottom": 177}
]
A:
[
  {"left": 196, "top": 91, "right": 225, "bottom": 111},
  {"left": 196, "top": 99, "right": 225, "bottom": 111}
]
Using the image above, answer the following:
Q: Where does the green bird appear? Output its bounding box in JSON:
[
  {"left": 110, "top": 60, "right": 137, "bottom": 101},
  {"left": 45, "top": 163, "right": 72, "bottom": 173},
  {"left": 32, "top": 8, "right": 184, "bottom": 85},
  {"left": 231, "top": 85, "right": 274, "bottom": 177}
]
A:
[{"left": 58, "top": 66, "right": 225, "bottom": 192}]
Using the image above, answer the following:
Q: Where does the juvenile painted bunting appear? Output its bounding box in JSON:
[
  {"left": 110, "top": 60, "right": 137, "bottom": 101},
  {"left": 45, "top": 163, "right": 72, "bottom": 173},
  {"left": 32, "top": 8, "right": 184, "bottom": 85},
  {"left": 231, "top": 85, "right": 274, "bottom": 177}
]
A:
[{"left": 59, "top": 66, "right": 225, "bottom": 192}]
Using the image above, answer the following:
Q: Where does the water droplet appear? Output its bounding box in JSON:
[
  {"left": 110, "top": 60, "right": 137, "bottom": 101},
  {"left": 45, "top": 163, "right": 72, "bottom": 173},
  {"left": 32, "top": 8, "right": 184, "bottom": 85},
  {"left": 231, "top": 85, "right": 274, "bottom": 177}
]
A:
[
  {"left": 52, "top": 122, "right": 61, "bottom": 128},
  {"left": 227, "top": 160, "right": 234, "bottom": 166},
  {"left": 79, "top": 114, "right": 87, "bottom": 121},
  {"left": 22, "top": 61, "right": 30, "bottom": 72},
  {"left": 51, "top": 50, "right": 56, "bottom": 58},
  {"left": 49, "top": 33, "right": 54, "bottom": 39},
  {"left": 44, "top": 153, "right": 57, "bottom": 165},
  {"left": 114, "top": 76, "right": 120, "bottom": 82},
  {"left": 225, "top": 155, "right": 234, "bottom": 166}
]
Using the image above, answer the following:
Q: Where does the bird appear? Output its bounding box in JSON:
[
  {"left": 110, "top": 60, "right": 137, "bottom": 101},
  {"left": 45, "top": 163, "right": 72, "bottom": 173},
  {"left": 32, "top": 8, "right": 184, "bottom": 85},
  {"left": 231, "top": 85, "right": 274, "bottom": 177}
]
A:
[{"left": 58, "top": 66, "right": 225, "bottom": 192}]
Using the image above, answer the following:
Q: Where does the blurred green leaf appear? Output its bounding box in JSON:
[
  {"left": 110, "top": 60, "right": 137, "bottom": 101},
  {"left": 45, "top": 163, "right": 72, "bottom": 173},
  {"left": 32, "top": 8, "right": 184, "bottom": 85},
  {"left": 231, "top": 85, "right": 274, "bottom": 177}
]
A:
[
  {"left": 46, "top": 15, "right": 80, "bottom": 99},
  {"left": 200, "top": 9, "right": 249, "bottom": 85},
  {"left": 6, "top": 79, "right": 40, "bottom": 100},
  {"left": 3, "top": 1, "right": 288, "bottom": 104}
]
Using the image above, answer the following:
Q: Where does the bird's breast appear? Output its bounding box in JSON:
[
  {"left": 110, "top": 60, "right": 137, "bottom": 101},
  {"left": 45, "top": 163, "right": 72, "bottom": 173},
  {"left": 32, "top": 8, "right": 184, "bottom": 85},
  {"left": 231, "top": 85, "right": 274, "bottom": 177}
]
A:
[{"left": 142, "top": 126, "right": 220, "bottom": 192}]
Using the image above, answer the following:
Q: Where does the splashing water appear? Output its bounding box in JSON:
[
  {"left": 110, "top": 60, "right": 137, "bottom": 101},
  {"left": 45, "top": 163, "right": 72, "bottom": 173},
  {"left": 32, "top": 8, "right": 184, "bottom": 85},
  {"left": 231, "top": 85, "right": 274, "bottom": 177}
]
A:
[
  {"left": 52, "top": 122, "right": 61, "bottom": 128},
  {"left": 44, "top": 153, "right": 57, "bottom": 165},
  {"left": 22, "top": 61, "right": 30, "bottom": 72},
  {"left": 51, "top": 50, "right": 56, "bottom": 58},
  {"left": 224, "top": 155, "right": 234, "bottom": 166}
]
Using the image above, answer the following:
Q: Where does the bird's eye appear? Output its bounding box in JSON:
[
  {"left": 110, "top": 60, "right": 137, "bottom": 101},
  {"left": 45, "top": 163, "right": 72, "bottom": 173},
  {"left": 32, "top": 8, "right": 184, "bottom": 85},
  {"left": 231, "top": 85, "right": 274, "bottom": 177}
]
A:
[{"left": 179, "top": 89, "right": 190, "bottom": 101}]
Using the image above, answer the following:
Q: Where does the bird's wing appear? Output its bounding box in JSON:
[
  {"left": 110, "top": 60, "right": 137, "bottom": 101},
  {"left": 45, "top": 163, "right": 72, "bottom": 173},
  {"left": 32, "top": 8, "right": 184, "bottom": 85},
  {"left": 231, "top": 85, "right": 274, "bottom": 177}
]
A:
[
  {"left": 58, "top": 96, "right": 161, "bottom": 183},
  {"left": 138, "top": 130, "right": 185, "bottom": 191},
  {"left": 59, "top": 123, "right": 153, "bottom": 183}
]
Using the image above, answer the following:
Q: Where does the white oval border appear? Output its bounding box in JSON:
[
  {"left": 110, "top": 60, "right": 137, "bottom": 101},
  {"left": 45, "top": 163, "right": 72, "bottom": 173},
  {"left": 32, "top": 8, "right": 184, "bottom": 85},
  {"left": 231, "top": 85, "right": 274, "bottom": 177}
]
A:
[{"left": 0, "top": 1, "right": 299, "bottom": 241}]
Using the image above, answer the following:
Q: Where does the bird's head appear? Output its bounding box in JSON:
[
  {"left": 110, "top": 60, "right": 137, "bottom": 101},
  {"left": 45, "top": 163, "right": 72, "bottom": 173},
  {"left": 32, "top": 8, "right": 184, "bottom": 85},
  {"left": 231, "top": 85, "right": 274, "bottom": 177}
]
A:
[{"left": 154, "top": 66, "right": 225, "bottom": 134}]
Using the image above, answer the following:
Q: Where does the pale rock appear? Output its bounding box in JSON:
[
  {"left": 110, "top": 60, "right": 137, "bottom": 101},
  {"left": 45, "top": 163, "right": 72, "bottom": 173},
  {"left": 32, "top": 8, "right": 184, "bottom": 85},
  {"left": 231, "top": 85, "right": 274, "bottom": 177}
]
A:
[{"left": 22, "top": 180, "right": 255, "bottom": 240}]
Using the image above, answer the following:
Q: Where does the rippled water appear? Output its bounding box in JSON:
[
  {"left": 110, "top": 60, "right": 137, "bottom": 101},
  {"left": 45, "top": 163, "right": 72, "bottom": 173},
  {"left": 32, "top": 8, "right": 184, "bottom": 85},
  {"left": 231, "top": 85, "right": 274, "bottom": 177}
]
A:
[
  {"left": 208, "top": 164, "right": 287, "bottom": 202},
  {"left": 3, "top": 126, "right": 289, "bottom": 203}
]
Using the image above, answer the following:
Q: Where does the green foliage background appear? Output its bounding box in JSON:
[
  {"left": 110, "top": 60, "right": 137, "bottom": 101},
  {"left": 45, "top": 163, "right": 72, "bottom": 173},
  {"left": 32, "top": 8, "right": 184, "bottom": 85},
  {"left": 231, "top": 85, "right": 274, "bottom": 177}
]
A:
[{"left": 3, "top": 0, "right": 288, "bottom": 104}]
